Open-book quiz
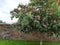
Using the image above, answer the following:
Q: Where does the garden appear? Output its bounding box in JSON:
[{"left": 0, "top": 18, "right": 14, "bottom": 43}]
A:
[{"left": 0, "top": 0, "right": 60, "bottom": 45}]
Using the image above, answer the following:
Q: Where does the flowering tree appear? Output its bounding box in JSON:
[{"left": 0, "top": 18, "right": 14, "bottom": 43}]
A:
[{"left": 10, "top": 0, "right": 60, "bottom": 43}]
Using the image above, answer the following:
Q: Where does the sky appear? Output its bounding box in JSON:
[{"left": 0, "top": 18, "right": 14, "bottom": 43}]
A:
[{"left": 0, "top": 0, "right": 29, "bottom": 24}]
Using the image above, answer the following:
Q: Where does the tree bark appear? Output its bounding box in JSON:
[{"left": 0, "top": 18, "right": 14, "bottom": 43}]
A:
[{"left": 40, "top": 40, "right": 43, "bottom": 45}]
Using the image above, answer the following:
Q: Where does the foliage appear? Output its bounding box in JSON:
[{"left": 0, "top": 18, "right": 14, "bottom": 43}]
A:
[
  {"left": 0, "top": 20, "right": 6, "bottom": 23},
  {"left": 10, "top": 0, "right": 60, "bottom": 36}
]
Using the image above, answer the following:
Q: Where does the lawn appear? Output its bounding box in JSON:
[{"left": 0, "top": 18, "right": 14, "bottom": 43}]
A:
[
  {"left": 0, "top": 40, "right": 39, "bottom": 45},
  {"left": 43, "top": 41, "right": 60, "bottom": 45},
  {"left": 0, "top": 40, "right": 60, "bottom": 45}
]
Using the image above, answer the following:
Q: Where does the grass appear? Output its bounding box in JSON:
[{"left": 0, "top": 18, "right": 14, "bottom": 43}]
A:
[
  {"left": 43, "top": 41, "right": 60, "bottom": 45},
  {"left": 0, "top": 40, "right": 60, "bottom": 45},
  {"left": 0, "top": 40, "right": 39, "bottom": 45}
]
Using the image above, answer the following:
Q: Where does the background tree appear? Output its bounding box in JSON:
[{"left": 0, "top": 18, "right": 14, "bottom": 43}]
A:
[
  {"left": 0, "top": 20, "right": 6, "bottom": 24},
  {"left": 10, "top": 0, "right": 60, "bottom": 45}
]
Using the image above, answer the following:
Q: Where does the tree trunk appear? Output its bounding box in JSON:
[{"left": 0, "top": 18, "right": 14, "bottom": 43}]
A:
[
  {"left": 40, "top": 33, "right": 43, "bottom": 45},
  {"left": 40, "top": 40, "right": 43, "bottom": 45}
]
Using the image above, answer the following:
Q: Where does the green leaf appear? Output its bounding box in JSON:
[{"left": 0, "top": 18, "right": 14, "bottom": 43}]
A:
[{"left": 26, "top": 13, "right": 33, "bottom": 19}]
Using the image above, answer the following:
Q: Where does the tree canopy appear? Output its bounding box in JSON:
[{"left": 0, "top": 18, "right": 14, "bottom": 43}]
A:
[
  {"left": 0, "top": 20, "right": 6, "bottom": 24},
  {"left": 10, "top": 0, "right": 60, "bottom": 36}
]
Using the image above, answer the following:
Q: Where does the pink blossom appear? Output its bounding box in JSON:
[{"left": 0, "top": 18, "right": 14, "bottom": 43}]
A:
[
  {"left": 34, "top": 20, "right": 37, "bottom": 23},
  {"left": 50, "top": 7, "right": 54, "bottom": 10},
  {"left": 49, "top": 13, "right": 52, "bottom": 15},
  {"left": 36, "top": 15, "right": 40, "bottom": 19},
  {"left": 51, "top": 20, "right": 57, "bottom": 23},
  {"left": 42, "top": 23, "right": 47, "bottom": 27},
  {"left": 43, "top": 18, "right": 46, "bottom": 21},
  {"left": 53, "top": 20, "right": 57, "bottom": 23},
  {"left": 46, "top": 22, "right": 49, "bottom": 25}
]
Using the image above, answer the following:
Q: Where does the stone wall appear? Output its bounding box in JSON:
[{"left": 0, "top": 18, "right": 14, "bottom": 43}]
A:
[{"left": 0, "top": 24, "right": 60, "bottom": 41}]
